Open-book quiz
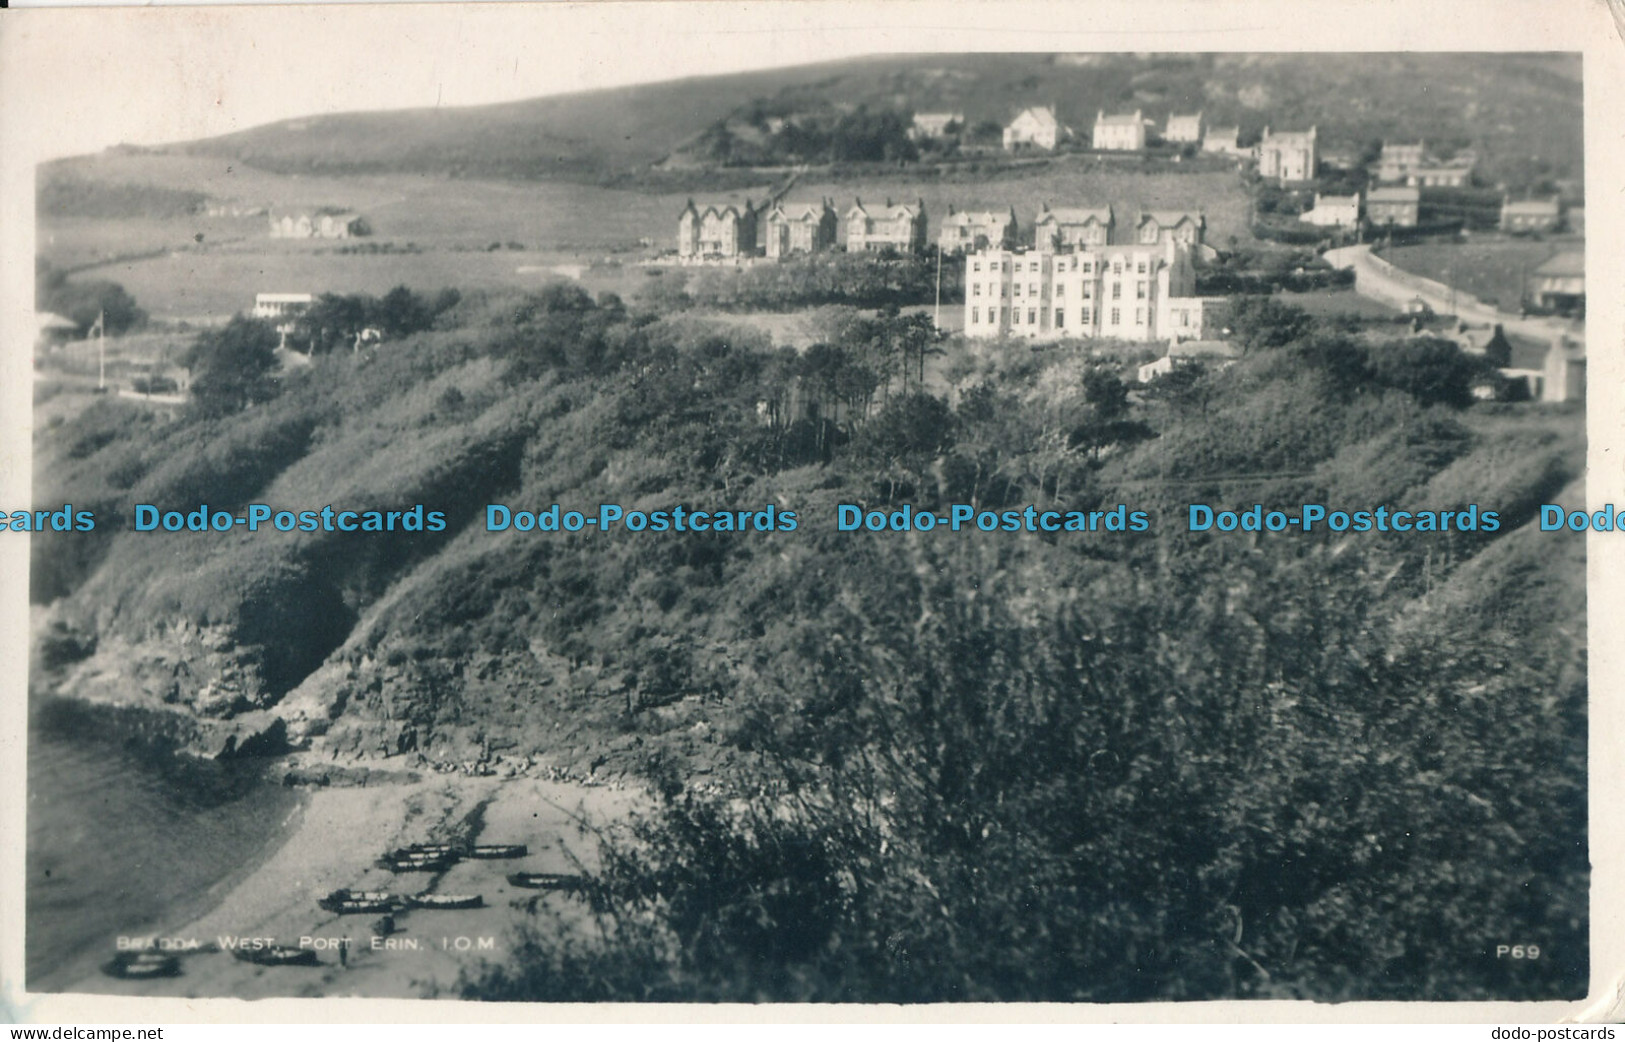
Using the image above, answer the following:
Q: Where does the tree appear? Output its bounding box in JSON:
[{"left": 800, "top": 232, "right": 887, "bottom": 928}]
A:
[
  {"left": 1364, "top": 336, "right": 1484, "bottom": 409},
  {"left": 36, "top": 264, "right": 147, "bottom": 336},
  {"left": 185, "top": 315, "right": 281, "bottom": 416},
  {"left": 1225, "top": 296, "right": 1315, "bottom": 353}
]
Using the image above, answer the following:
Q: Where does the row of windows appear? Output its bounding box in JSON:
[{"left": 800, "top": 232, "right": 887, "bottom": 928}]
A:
[
  {"left": 970, "top": 256, "right": 1155, "bottom": 275},
  {"left": 969, "top": 305, "right": 1155, "bottom": 327},
  {"left": 972, "top": 278, "right": 1150, "bottom": 301}
]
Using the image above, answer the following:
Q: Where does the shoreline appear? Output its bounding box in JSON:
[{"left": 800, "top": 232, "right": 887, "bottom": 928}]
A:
[{"left": 35, "top": 763, "right": 640, "bottom": 1000}]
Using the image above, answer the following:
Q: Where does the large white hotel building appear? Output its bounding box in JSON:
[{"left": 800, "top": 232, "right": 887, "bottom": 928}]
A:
[{"left": 962, "top": 240, "right": 1223, "bottom": 344}]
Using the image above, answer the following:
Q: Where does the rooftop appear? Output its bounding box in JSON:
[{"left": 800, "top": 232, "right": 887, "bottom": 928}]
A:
[
  {"left": 1532, "top": 251, "right": 1585, "bottom": 278},
  {"left": 1504, "top": 197, "right": 1561, "bottom": 215},
  {"left": 1037, "top": 205, "right": 1113, "bottom": 224}
]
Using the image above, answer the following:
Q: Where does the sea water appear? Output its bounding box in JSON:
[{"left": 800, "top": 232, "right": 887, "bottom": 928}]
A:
[{"left": 25, "top": 716, "right": 300, "bottom": 987}]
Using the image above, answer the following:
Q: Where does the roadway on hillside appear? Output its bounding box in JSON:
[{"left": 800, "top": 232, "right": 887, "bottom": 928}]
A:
[{"left": 1325, "top": 243, "right": 1580, "bottom": 344}]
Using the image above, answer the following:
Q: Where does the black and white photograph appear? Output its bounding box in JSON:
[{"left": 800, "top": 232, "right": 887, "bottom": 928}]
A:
[{"left": 2, "top": 0, "right": 1619, "bottom": 1019}]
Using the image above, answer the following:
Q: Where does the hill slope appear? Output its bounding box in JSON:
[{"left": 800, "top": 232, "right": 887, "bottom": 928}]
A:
[{"left": 160, "top": 52, "right": 1581, "bottom": 190}]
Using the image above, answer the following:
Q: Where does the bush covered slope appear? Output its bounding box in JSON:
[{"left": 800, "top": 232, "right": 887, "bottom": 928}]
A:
[{"left": 34, "top": 289, "right": 1585, "bottom": 1001}]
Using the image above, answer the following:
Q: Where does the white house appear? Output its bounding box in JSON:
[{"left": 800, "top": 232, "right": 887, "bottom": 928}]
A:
[
  {"left": 1093, "top": 110, "right": 1147, "bottom": 151},
  {"left": 1138, "top": 338, "right": 1239, "bottom": 382},
  {"left": 1163, "top": 112, "right": 1203, "bottom": 144},
  {"left": 1257, "top": 126, "right": 1318, "bottom": 182},
  {"left": 1202, "top": 126, "right": 1249, "bottom": 157},
  {"left": 1301, "top": 193, "right": 1361, "bottom": 229},
  {"left": 910, "top": 112, "right": 963, "bottom": 140},
  {"left": 1003, "top": 107, "right": 1064, "bottom": 151}
]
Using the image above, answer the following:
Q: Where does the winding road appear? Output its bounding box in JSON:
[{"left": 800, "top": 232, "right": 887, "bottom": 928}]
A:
[{"left": 1325, "top": 243, "right": 1582, "bottom": 345}]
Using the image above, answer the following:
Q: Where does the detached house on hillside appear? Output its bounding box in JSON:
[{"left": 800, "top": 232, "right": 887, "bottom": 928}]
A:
[
  {"left": 762, "top": 200, "right": 839, "bottom": 259},
  {"left": 1163, "top": 112, "right": 1203, "bottom": 144},
  {"left": 910, "top": 112, "right": 963, "bottom": 140},
  {"left": 1301, "top": 192, "right": 1361, "bottom": 229},
  {"left": 1004, "top": 107, "right": 1065, "bottom": 151},
  {"left": 1377, "top": 141, "right": 1427, "bottom": 183},
  {"left": 1034, "top": 204, "right": 1114, "bottom": 249},
  {"left": 939, "top": 206, "right": 1018, "bottom": 253},
  {"left": 1134, "top": 211, "right": 1205, "bottom": 248},
  {"left": 677, "top": 199, "right": 760, "bottom": 262},
  {"left": 1500, "top": 196, "right": 1563, "bottom": 234},
  {"left": 1203, "top": 126, "right": 1249, "bottom": 157},
  {"left": 1366, "top": 185, "right": 1421, "bottom": 228},
  {"left": 1093, "top": 110, "right": 1147, "bottom": 151},
  {"left": 845, "top": 198, "right": 927, "bottom": 253},
  {"left": 1257, "top": 126, "right": 1318, "bottom": 183}
]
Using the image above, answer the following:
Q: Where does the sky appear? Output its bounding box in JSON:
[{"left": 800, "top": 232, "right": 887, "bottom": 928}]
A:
[{"left": 3, "top": 3, "right": 902, "bottom": 162}]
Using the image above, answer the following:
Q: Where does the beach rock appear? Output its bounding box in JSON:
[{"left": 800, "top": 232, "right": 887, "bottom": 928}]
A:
[{"left": 200, "top": 711, "right": 290, "bottom": 759}]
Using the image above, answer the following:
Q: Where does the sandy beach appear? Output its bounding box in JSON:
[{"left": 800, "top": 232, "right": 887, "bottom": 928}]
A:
[{"left": 39, "top": 769, "right": 641, "bottom": 1001}]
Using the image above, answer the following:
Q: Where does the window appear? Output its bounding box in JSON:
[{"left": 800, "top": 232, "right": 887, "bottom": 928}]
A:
[
  {"left": 972, "top": 307, "right": 980, "bottom": 324},
  {"left": 973, "top": 283, "right": 982, "bottom": 297},
  {"left": 1113, "top": 261, "right": 1123, "bottom": 275},
  {"left": 1081, "top": 307, "right": 1091, "bottom": 324},
  {"left": 1055, "top": 309, "right": 1065, "bottom": 328},
  {"left": 1136, "top": 281, "right": 1147, "bottom": 300},
  {"left": 1180, "top": 310, "right": 1191, "bottom": 327},
  {"left": 1014, "top": 283, "right": 1022, "bottom": 297},
  {"left": 1135, "top": 308, "right": 1145, "bottom": 325},
  {"left": 1110, "top": 307, "right": 1120, "bottom": 325},
  {"left": 1083, "top": 261, "right": 1093, "bottom": 274},
  {"left": 1013, "top": 309, "right": 1021, "bottom": 325},
  {"left": 1055, "top": 283, "right": 1064, "bottom": 298},
  {"left": 1029, "top": 283, "right": 1038, "bottom": 297},
  {"left": 1083, "top": 284, "right": 1093, "bottom": 300},
  {"left": 1028, "top": 309, "right": 1037, "bottom": 325},
  {"left": 972, "top": 261, "right": 981, "bottom": 272},
  {"left": 1112, "top": 283, "right": 1121, "bottom": 301},
  {"left": 1137, "top": 260, "right": 1147, "bottom": 274}
]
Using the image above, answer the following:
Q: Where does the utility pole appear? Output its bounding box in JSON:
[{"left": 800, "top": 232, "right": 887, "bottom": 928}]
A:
[
  {"left": 92, "top": 309, "right": 106, "bottom": 391},
  {"left": 934, "top": 241, "right": 943, "bottom": 331}
]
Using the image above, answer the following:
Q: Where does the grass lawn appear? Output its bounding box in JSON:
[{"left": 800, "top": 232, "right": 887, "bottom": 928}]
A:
[
  {"left": 1279, "top": 288, "right": 1401, "bottom": 320},
  {"left": 1380, "top": 239, "right": 1580, "bottom": 312}
]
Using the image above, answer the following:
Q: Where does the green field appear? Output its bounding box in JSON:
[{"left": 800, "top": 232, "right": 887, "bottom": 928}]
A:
[
  {"left": 48, "top": 151, "right": 1255, "bottom": 323},
  {"left": 1381, "top": 239, "right": 1580, "bottom": 312}
]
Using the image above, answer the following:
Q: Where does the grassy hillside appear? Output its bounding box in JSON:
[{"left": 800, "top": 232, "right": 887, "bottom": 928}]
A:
[{"left": 148, "top": 52, "right": 1580, "bottom": 191}]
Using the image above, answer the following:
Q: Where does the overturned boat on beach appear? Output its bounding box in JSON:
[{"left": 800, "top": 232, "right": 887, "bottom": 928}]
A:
[
  {"left": 376, "top": 851, "right": 459, "bottom": 872},
  {"left": 232, "top": 944, "right": 320, "bottom": 967},
  {"left": 506, "top": 871, "right": 586, "bottom": 892},
  {"left": 467, "top": 843, "right": 527, "bottom": 859},
  {"left": 319, "top": 889, "right": 404, "bottom": 914},
  {"left": 404, "top": 893, "right": 485, "bottom": 910},
  {"left": 102, "top": 952, "right": 181, "bottom": 980}
]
